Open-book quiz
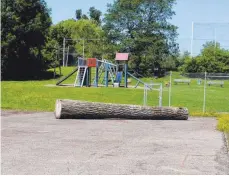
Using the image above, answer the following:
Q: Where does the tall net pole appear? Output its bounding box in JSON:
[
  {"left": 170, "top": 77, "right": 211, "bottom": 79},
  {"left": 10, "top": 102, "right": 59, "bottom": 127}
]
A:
[
  {"left": 203, "top": 71, "right": 207, "bottom": 113},
  {"left": 214, "top": 27, "right": 217, "bottom": 58},
  {"left": 191, "top": 21, "right": 194, "bottom": 57},
  {"left": 83, "top": 39, "right": 85, "bottom": 58},
  {"left": 62, "top": 38, "right": 66, "bottom": 67}
]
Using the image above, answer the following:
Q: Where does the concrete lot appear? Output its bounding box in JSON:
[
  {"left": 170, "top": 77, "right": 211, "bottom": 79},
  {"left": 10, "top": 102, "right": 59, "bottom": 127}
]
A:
[{"left": 1, "top": 110, "right": 229, "bottom": 175}]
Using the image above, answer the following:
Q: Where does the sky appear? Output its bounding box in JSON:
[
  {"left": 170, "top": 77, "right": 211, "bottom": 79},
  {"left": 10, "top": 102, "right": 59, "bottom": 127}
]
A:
[{"left": 46, "top": 0, "right": 229, "bottom": 55}]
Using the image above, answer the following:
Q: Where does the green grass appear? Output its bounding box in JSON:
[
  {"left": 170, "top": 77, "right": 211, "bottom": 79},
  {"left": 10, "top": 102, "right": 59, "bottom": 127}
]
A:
[
  {"left": 1, "top": 67, "right": 229, "bottom": 116},
  {"left": 217, "top": 114, "right": 229, "bottom": 132},
  {"left": 217, "top": 114, "right": 229, "bottom": 149}
]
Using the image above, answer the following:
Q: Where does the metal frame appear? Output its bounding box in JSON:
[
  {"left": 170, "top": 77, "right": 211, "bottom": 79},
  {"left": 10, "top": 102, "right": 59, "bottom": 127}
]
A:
[
  {"left": 127, "top": 72, "right": 153, "bottom": 90},
  {"left": 190, "top": 22, "right": 229, "bottom": 57},
  {"left": 62, "top": 38, "right": 103, "bottom": 67},
  {"left": 93, "top": 59, "right": 117, "bottom": 87},
  {"left": 144, "top": 83, "right": 163, "bottom": 107}
]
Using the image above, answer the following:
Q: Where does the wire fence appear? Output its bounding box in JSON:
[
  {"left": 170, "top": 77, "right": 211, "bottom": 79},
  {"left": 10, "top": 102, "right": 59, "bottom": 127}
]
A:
[
  {"left": 142, "top": 71, "right": 229, "bottom": 114},
  {"left": 169, "top": 71, "right": 229, "bottom": 113}
]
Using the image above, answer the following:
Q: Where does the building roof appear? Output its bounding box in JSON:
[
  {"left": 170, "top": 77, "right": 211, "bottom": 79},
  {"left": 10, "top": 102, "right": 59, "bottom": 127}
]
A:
[{"left": 115, "top": 53, "right": 129, "bottom": 61}]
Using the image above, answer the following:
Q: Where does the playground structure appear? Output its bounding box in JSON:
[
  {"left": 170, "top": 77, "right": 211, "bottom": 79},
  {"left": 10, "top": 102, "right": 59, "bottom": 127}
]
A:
[
  {"left": 62, "top": 38, "right": 102, "bottom": 67},
  {"left": 57, "top": 37, "right": 157, "bottom": 89},
  {"left": 56, "top": 52, "right": 154, "bottom": 89}
]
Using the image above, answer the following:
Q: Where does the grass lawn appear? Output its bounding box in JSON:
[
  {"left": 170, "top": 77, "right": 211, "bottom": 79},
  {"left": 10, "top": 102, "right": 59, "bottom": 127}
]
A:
[
  {"left": 1, "top": 67, "right": 229, "bottom": 116},
  {"left": 217, "top": 114, "right": 229, "bottom": 132},
  {"left": 217, "top": 114, "right": 229, "bottom": 150}
]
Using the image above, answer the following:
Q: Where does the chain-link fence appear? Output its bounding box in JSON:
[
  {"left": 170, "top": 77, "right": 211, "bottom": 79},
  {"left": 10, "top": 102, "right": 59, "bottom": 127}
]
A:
[
  {"left": 142, "top": 71, "right": 229, "bottom": 114},
  {"left": 165, "top": 71, "right": 229, "bottom": 114}
]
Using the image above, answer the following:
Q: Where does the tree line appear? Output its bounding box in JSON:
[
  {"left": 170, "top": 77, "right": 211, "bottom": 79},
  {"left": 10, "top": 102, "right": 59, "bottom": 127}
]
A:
[
  {"left": 1, "top": 0, "right": 229, "bottom": 80},
  {"left": 179, "top": 42, "right": 229, "bottom": 73}
]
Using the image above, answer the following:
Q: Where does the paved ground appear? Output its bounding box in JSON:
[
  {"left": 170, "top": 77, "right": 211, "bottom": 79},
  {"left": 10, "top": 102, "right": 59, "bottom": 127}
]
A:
[{"left": 1, "top": 110, "right": 229, "bottom": 175}]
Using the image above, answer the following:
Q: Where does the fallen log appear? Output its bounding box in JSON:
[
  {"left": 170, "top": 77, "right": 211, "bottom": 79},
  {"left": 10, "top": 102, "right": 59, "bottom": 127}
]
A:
[{"left": 54, "top": 99, "right": 189, "bottom": 120}]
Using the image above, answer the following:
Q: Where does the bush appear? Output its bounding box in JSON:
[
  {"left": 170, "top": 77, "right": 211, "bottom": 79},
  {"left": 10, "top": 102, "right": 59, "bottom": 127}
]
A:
[{"left": 217, "top": 114, "right": 229, "bottom": 132}]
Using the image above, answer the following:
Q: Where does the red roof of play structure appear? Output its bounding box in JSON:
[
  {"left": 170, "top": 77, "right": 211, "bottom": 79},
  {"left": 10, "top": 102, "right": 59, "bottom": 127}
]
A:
[{"left": 115, "top": 53, "right": 129, "bottom": 61}]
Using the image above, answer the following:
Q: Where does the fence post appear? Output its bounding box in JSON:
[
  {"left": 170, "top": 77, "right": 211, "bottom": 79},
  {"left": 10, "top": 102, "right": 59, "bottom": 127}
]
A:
[
  {"left": 203, "top": 71, "right": 207, "bottom": 113},
  {"left": 169, "top": 71, "right": 172, "bottom": 107},
  {"left": 143, "top": 84, "right": 148, "bottom": 106},
  {"left": 159, "top": 83, "right": 162, "bottom": 107}
]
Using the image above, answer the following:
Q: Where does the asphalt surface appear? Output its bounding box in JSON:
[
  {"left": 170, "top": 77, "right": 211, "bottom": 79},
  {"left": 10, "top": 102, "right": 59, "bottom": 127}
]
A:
[{"left": 1, "top": 110, "right": 229, "bottom": 175}]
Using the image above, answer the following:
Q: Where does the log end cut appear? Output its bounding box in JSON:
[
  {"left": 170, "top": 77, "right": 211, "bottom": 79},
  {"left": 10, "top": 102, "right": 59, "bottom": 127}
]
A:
[
  {"left": 174, "top": 107, "right": 189, "bottom": 120},
  {"left": 55, "top": 99, "right": 62, "bottom": 119}
]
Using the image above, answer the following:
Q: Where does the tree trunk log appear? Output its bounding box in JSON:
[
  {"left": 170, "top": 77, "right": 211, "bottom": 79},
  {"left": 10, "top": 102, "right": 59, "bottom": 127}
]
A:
[{"left": 54, "top": 99, "right": 189, "bottom": 120}]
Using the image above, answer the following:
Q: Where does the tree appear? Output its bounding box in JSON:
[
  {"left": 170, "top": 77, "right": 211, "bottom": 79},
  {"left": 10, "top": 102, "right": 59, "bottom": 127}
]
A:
[
  {"left": 103, "top": 0, "right": 179, "bottom": 76},
  {"left": 81, "top": 14, "right": 89, "bottom": 20},
  {"left": 181, "top": 41, "right": 229, "bottom": 73},
  {"left": 1, "top": 0, "right": 52, "bottom": 80},
  {"left": 89, "top": 7, "right": 102, "bottom": 24},
  {"left": 176, "top": 51, "right": 190, "bottom": 70},
  {"left": 75, "top": 7, "right": 102, "bottom": 25},
  {"left": 44, "top": 19, "right": 105, "bottom": 63},
  {"left": 75, "top": 9, "right": 82, "bottom": 20}
]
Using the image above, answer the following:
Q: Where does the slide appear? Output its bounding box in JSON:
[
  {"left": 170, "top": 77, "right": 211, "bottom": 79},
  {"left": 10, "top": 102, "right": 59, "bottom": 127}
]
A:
[
  {"left": 127, "top": 72, "right": 152, "bottom": 90},
  {"left": 128, "top": 69, "right": 144, "bottom": 78},
  {"left": 115, "top": 72, "right": 123, "bottom": 83},
  {"left": 56, "top": 67, "right": 78, "bottom": 85}
]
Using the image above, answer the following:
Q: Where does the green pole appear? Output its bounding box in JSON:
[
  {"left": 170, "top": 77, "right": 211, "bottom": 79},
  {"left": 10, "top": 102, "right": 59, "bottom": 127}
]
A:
[{"left": 105, "top": 63, "right": 109, "bottom": 87}]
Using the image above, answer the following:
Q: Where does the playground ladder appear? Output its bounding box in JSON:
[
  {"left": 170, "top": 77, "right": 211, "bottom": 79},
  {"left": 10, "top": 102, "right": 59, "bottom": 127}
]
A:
[{"left": 74, "top": 66, "right": 87, "bottom": 87}]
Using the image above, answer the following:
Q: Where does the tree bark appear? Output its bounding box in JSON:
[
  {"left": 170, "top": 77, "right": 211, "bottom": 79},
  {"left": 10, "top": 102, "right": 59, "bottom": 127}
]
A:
[{"left": 54, "top": 99, "right": 189, "bottom": 120}]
